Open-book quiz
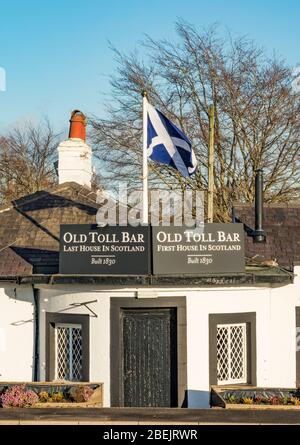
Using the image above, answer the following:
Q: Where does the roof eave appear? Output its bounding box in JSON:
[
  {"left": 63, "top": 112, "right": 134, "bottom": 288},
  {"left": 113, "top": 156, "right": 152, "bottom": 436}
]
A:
[{"left": 0, "top": 270, "right": 292, "bottom": 287}]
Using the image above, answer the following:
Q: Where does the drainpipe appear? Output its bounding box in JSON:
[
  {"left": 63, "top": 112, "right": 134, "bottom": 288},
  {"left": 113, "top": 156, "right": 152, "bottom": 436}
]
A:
[
  {"left": 33, "top": 286, "right": 40, "bottom": 381},
  {"left": 253, "top": 169, "right": 266, "bottom": 243}
]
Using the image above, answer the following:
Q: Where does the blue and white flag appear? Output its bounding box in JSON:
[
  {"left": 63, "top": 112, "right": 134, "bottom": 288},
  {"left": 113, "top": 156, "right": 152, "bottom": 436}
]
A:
[{"left": 146, "top": 102, "right": 197, "bottom": 177}]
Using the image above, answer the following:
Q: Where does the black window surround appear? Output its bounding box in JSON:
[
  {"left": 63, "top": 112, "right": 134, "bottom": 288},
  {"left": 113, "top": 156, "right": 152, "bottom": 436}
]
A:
[
  {"left": 209, "top": 312, "right": 257, "bottom": 386},
  {"left": 45, "top": 312, "right": 90, "bottom": 381}
]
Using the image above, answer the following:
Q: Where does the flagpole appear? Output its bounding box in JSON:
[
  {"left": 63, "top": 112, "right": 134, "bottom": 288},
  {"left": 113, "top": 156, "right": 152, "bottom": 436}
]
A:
[
  {"left": 207, "top": 104, "right": 215, "bottom": 223},
  {"left": 142, "top": 91, "right": 149, "bottom": 225}
]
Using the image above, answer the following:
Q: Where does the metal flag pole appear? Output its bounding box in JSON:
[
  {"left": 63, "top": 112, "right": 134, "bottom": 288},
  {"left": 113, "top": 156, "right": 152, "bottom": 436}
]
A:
[
  {"left": 207, "top": 104, "right": 215, "bottom": 223},
  {"left": 142, "top": 91, "right": 149, "bottom": 225}
]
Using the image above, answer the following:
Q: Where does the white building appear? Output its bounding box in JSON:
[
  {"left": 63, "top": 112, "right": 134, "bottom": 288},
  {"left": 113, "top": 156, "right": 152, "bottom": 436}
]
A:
[{"left": 0, "top": 111, "right": 299, "bottom": 408}]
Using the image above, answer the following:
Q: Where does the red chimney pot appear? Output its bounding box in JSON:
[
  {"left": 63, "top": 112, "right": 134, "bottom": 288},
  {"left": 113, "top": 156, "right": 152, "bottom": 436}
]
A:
[{"left": 69, "top": 110, "right": 86, "bottom": 141}]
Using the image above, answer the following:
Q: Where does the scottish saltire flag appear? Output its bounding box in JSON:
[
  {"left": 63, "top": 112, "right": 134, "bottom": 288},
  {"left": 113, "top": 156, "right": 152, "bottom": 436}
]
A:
[{"left": 146, "top": 102, "right": 197, "bottom": 177}]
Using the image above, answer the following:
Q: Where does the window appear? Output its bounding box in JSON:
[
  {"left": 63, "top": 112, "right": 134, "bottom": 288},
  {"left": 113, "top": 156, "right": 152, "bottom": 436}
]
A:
[
  {"left": 46, "top": 313, "right": 89, "bottom": 382},
  {"left": 55, "top": 323, "right": 83, "bottom": 381},
  {"left": 209, "top": 312, "right": 256, "bottom": 386},
  {"left": 216, "top": 323, "right": 247, "bottom": 385}
]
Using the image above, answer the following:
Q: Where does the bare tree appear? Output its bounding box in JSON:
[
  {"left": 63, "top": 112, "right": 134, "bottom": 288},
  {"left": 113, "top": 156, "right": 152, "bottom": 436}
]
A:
[
  {"left": 0, "top": 119, "right": 59, "bottom": 204},
  {"left": 90, "top": 21, "right": 300, "bottom": 221}
]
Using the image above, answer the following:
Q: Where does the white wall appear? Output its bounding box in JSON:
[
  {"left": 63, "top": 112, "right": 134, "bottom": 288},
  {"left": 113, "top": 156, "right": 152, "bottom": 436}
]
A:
[
  {"left": 0, "top": 285, "right": 34, "bottom": 381},
  {"left": 3, "top": 270, "right": 299, "bottom": 408},
  {"left": 268, "top": 267, "right": 300, "bottom": 387},
  {"left": 37, "top": 285, "right": 275, "bottom": 408},
  {"left": 57, "top": 138, "right": 92, "bottom": 187},
  {"left": 38, "top": 287, "right": 136, "bottom": 407},
  {"left": 182, "top": 269, "right": 300, "bottom": 407},
  {"left": 184, "top": 287, "right": 271, "bottom": 407}
]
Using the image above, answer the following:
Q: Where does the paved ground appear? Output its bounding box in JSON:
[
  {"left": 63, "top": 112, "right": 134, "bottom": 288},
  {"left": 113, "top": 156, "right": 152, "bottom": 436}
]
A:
[{"left": 0, "top": 407, "right": 300, "bottom": 424}]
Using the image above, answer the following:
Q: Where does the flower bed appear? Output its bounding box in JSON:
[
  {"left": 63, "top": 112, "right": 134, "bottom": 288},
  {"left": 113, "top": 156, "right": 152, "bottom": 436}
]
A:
[
  {"left": 211, "top": 386, "right": 300, "bottom": 409},
  {"left": 0, "top": 382, "right": 103, "bottom": 408}
]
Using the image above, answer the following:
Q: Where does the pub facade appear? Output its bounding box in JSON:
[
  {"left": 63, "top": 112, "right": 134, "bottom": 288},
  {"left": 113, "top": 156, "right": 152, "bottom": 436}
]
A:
[{"left": 0, "top": 112, "right": 299, "bottom": 408}]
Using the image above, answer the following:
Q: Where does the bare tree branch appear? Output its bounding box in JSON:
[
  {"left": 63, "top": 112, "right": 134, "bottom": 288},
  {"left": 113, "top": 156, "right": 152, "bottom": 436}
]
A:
[
  {"left": 0, "top": 119, "right": 60, "bottom": 204},
  {"left": 90, "top": 22, "right": 300, "bottom": 221}
]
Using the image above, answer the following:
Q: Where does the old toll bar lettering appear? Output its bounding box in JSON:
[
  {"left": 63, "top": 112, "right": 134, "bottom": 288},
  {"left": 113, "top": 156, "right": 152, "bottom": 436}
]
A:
[
  {"left": 59, "top": 225, "right": 150, "bottom": 275},
  {"left": 63, "top": 231, "right": 144, "bottom": 244},
  {"left": 152, "top": 224, "right": 245, "bottom": 275}
]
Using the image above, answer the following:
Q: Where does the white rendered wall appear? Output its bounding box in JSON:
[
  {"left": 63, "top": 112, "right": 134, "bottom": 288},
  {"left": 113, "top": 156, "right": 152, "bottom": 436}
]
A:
[
  {"left": 184, "top": 287, "right": 271, "bottom": 407},
  {"left": 268, "top": 267, "right": 300, "bottom": 388},
  {"left": 38, "top": 287, "right": 136, "bottom": 407},
  {"left": 57, "top": 138, "right": 92, "bottom": 187},
  {"left": 37, "top": 273, "right": 300, "bottom": 408},
  {"left": 0, "top": 285, "right": 34, "bottom": 381}
]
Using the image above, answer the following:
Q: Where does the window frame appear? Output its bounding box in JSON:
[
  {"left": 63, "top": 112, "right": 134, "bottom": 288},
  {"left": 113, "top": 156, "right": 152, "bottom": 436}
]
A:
[
  {"left": 54, "top": 323, "right": 83, "bottom": 381},
  {"left": 216, "top": 322, "right": 248, "bottom": 385},
  {"left": 46, "top": 312, "right": 90, "bottom": 382},
  {"left": 209, "top": 312, "right": 256, "bottom": 386}
]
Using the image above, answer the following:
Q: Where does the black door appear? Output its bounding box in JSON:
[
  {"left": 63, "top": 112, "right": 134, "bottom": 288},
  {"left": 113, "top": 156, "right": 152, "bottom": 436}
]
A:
[{"left": 121, "top": 308, "right": 178, "bottom": 407}]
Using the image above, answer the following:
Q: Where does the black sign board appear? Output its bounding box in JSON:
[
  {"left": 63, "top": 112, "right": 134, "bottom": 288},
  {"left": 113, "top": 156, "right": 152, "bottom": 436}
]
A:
[
  {"left": 59, "top": 225, "right": 150, "bottom": 275},
  {"left": 152, "top": 224, "right": 245, "bottom": 275}
]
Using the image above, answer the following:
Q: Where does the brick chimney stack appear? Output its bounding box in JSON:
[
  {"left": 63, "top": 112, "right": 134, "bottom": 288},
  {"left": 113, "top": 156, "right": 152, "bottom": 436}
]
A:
[{"left": 57, "top": 110, "right": 92, "bottom": 188}]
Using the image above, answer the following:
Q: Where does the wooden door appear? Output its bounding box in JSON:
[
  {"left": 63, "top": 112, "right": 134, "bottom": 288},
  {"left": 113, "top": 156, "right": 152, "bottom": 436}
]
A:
[{"left": 121, "top": 308, "right": 177, "bottom": 407}]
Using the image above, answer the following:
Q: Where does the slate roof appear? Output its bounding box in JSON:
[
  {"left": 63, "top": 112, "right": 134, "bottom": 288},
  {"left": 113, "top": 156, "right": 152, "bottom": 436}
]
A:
[
  {"left": 0, "top": 181, "right": 298, "bottom": 276},
  {"left": 234, "top": 203, "right": 300, "bottom": 270},
  {"left": 0, "top": 182, "right": 98, "bottom": 275}
]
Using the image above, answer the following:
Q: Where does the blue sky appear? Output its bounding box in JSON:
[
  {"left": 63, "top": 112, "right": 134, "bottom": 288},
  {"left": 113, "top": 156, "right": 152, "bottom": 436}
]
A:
[{"left": 0, "top": 0, "right": 299, "bottom": 133}]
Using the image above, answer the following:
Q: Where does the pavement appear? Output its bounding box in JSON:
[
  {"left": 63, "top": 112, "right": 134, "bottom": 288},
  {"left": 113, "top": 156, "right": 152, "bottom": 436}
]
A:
[{"left": 0, "top": 407, "right": 300, "bottom": 425}]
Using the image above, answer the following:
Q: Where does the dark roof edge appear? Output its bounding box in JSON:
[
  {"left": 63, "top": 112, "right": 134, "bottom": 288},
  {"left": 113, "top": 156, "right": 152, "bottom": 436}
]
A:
[{"left": 0, "top": 271, "right": 292, "bottom": 287}]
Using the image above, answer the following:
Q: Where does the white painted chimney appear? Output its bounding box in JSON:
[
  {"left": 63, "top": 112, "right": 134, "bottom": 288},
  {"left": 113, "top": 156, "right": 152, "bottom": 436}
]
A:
[{"left": 57, "top": 110, "right": 92, "bottom": 188}]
